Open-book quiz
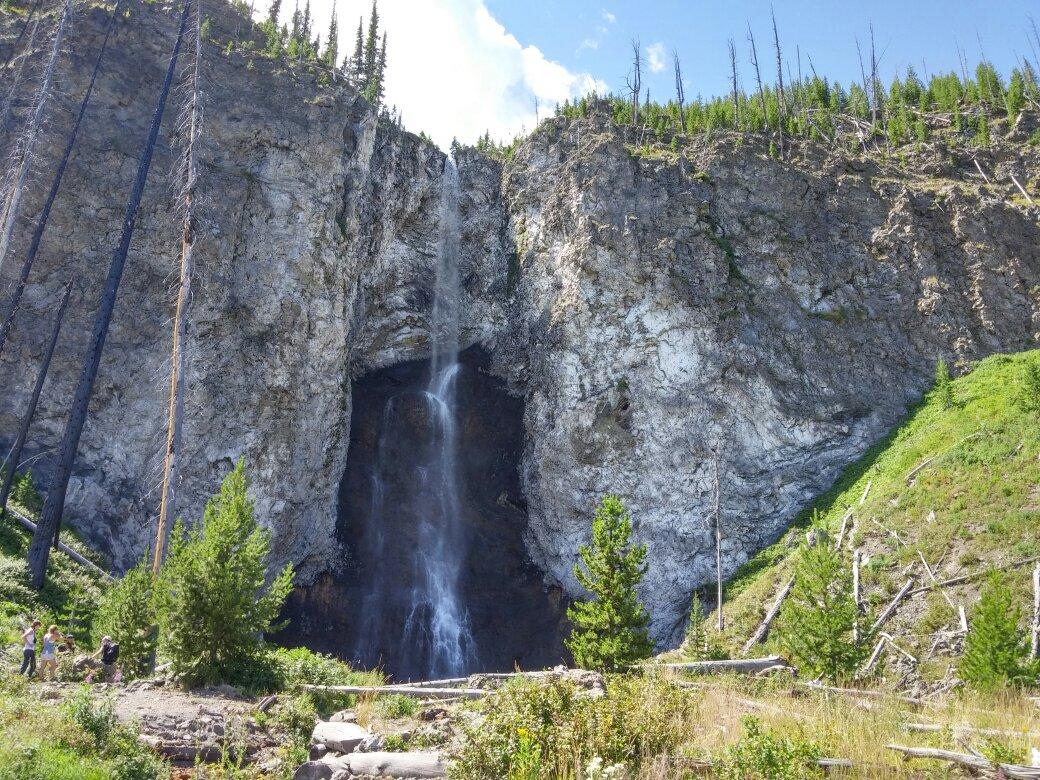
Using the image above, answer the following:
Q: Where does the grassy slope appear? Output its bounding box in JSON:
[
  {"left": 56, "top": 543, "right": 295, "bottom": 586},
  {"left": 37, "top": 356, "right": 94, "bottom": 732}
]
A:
[{"left": 702, "top": 349, "right": 1040, "bottom": 682}]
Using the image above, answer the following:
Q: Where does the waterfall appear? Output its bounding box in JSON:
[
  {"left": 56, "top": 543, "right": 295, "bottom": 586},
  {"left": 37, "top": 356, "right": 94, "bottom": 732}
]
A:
[{"left": 350, "top": 158, "right": 476, "bottom": 679}]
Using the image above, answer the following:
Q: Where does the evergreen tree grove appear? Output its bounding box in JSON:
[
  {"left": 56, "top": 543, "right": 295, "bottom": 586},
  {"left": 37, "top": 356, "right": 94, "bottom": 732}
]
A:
[
  {"left": 960, "top": 572, "right": 1038, "bottom": 691},
  {"left": 778, "top": 540, "right": 866, "bottom": 682},
  {"left": 93, "top": 561, "right": 156, "bottom": 680},
  {"left": 565, "top": 494, "right": 653, "bottom": 672},
  {"left": 153, "top": 461, "right": 294, "bottom": 686}
]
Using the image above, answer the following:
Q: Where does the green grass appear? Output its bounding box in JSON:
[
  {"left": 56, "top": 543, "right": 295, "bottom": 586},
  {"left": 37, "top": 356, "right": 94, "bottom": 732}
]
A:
[{"left": 705, "top": 349, "right": 1040, "bottom": 662}]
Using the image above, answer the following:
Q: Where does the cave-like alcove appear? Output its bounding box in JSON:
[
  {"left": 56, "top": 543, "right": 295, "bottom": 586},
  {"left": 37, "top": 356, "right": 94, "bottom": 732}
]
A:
[{"left": 280, "top": 345, "right": 567, "bottom": 680}]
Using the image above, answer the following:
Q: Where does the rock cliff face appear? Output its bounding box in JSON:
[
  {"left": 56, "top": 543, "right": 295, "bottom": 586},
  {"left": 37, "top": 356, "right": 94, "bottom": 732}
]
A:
[{"left": 2, "top": 2, "right": 1039, "bottom": 654}]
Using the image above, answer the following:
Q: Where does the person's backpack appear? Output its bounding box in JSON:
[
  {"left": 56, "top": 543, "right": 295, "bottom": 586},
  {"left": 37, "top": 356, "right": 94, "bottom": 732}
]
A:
[{"left": 101, "top": 643, "right": 119, "bottom": 665}]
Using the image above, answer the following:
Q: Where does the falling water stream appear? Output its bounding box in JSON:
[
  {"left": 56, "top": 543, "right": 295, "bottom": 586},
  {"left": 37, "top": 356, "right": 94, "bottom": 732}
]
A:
[{"left": 351, "top": 159, "right": 476, "bottom": 679}]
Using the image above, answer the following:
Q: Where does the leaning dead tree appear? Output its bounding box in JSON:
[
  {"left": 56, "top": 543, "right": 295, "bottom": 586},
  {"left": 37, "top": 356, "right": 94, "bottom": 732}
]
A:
[
  {"left": 0, "top": 0, "right": 125, "bottom": 359},
  {"left": 672, "top": 50, "right": 685, "bottom": 133},
  {"left": 0, "top": 280, "right": 71, "bottom": 522},
  {"left": 28, "top": 0, "right": 194, "bottom": 589},
  {"left": 0, "top": 0, "right": 73, "bottom": 277},
  {"left": 747, "top": 24, "right": 768, "bottom": 132},
  {"left": 0, "top": 18, "right": 39, "bottom": 135},
  {"left": 626, "top": 38, "right": 641, "bottom": 127},
  {"left": 0, "top": 0, "right": 44, "bottom": 69},
  {"left": 153, "top": 0, "right": 203, "bottom": 577}
]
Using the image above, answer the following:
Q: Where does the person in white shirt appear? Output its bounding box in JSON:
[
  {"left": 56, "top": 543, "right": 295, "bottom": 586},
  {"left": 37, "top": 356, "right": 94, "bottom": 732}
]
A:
[{"left": 19, "top": 619, "right": 41, "bottom": 678}]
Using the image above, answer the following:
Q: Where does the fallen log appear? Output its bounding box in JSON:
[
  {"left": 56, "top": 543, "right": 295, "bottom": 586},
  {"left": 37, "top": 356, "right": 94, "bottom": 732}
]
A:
[
  {"left": 904, "top": 722, "right": 1040, "bottom": 739},
  {"left": 294, "top": 751, "right": 448, "bottom": 779},
  {"left": 871, "top": 577, "right": 916, "bottom": 633},
  {"left": 652, "top": 656, "right": 792, "bottom": 675},
  {"left": 5, "top": 505, "right": 112, "bottom": 580},
  {"left": 908, "top": 556, "right": 1040, "bottom": 596},
  {"left": 886, "top": 744, "right": 1040, "bottom": 779},
  {"left": 904, "top": 432, "right": 983, "bottom": 485},
  {"left": 298, "top": 684, "right": 487, "bottom": 700},
  {"left": 741, "top": 577, "right": 794, "bottom": 654},
  {"left": 800, "top": 681, "right": 923, "bottom": 707}
]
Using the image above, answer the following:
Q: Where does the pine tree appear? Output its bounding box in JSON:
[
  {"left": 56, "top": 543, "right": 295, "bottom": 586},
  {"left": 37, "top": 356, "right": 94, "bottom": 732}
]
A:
[
  {"left": 363, "top": 0, "right": 379, "bottom": 89},
  {"left": 266, "top": 0, "right": 280, "bottom": 25},
  {"left": 779, "top": 541, "right": 866, "bottom": 682},
  {"left": 322, "top": 3, "right": 338, "bottom": 68},
  {"left": 351, "top": 18, "right": 365, "bottom": 88},
  {"left": 1019, "top": 358, "right": 1040, "bottom": 414},
  {"left": 934, "top": 358, "right": 954, "bottom": 409},
  {"left": 684, "top": 593, "right": 727, "bottom": 661},
  {"left": 93, "top": 561, "right": 157, "bottom": 679},
  {"left": 153, "top": 462, "right": 294, "bottom": 686},
  {"left": 960, "top": 572, "right": 1038, "bottom": 691},
  {"left": 565, "top": 494, "right": 653, "bottom": 672},
  {"left": 365, "top": 30, "right": 386, "bottom": 103}
]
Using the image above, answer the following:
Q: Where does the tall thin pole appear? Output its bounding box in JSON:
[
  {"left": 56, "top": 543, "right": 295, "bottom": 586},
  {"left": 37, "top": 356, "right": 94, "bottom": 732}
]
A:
[
  {"left": 27, "top": 0, "right": 193, "bottom": 589},
  {"left": 154, "top": 0, "right": 202, "bottom": 577},
  {"left": 0, "top": 0, "right": 73, "bottom": 277},
  {"left": 713, "top": 455, "right": 724, "bottom": 632},
  {"left": 0, "top": 281, "right": 72, "bottom": 521},
  {"left": 0, "top": 0, "right": 124, "bottom": 360}
]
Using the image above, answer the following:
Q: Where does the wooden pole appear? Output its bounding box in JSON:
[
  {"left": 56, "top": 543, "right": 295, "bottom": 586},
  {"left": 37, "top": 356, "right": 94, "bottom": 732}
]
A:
[
  {"left": 0, "top": 0, "right": 125, "bottom": 359},
  {"left": 741, "top": 577, "right": 793, "bottom": 654},
  {"left": 153, "top": 0, "right": 202, "bottom": 578},
  {"left": 0, "top": 281, "right": 72, "bottom": 520},
  {"left": 852, "top": 548, "right": 862, "bottom": 643},
  {"left": 747, "top": 24, "right": 768, "bottom": 133},
  {"left": 871, "top": 578, "right": 915, "bottom": 633},
  {"left": 27, "top": 0, "right": 194, "bottom": 589}
]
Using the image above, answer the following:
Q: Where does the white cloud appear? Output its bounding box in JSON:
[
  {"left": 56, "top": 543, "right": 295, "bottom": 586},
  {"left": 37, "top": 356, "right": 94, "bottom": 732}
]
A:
[
  {"left": 286, "top": 0, "right": 607, "bottom": 148},
  {"left": 578, "top": 37, "right": 600, "bottom": 53},
  {"left": 601, "top": 8, "right": 616, "bottom": 24},
  {"left": 646, "top": 42, "right": 666, "bottom": 74}
]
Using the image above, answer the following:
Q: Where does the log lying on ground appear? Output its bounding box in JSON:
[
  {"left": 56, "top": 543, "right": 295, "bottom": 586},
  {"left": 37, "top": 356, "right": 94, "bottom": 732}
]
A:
[
  {"left": 886, "top": 744, "right": 1040, "bottom": 779},
  {"left": 908, "top": 556, "right": 1040, "bottom": 596},
  {"left": 870, "top": 577, "right": 915, "bottom": 633},
  {"left": 905, "top": 722, "right": 1039, "bottom": 739},
  {"left": 800, "top": 681, "right": 923, "bottom": 707},
  {"left": 741, "top": 577, "right": 795, "bottom": 655},
  {"left": 651, "top": 656, "right": 792, "bottom": 675},
  {"left": 294, "top": 751, "right": 447, "bottom": 779},
  {"left": 298, "top": 684, "right": 487, "bottom": 700},
  {"left": 5, "top": 505, "right": 112, "bottom": 580}
]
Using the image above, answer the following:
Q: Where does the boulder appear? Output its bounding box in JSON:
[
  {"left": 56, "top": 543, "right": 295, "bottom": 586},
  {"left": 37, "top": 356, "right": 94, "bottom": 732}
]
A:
[
  {"left": 329, "top": 709, "right": 357, "bottom": 723},
  {"left": 310, "top": 721, "right": 370, "bottom": 754}
]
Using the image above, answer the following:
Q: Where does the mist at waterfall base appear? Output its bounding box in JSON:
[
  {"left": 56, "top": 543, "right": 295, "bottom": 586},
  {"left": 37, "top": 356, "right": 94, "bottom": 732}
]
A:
[{"left": 277, "top": 163, "right": 568, "bottom": 680}]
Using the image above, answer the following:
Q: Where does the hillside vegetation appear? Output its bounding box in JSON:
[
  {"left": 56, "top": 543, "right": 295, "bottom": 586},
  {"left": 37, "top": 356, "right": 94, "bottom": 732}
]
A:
[{"left": 703, "top": 348, "right": 1040, "bottom": 691}]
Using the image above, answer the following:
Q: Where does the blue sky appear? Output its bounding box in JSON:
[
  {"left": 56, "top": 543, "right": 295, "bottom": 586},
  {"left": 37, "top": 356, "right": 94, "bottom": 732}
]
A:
[
  {"left": 487, "top": 0, "right": 1037, "bottom": 103},
  {"left": 296, "top": 0, "right": 1039, "bottom": 147}
]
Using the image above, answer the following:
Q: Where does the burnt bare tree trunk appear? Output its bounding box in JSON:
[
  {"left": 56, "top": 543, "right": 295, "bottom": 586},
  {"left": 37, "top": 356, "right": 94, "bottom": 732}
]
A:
[
  {"left": 153, "top": 0, "right": 202, "bottom": 576},
  {"left": 0, "top": 18, "right": 39, "bottom": 135},
  {"left": 748, "top": 25, "right": 767, "bottom": 132},
  {"left": 673, "top": 50, "right": 685, "bottom": 133},
  {"left": 0, "top": 0, "right": 124, "bottom": 360},
  {"left": 0, "top": 0, "right": 72, "bottom": 277},
  {"left": 713, "top": 455, "right": 724, "bottom": 632},
  {"left": 627, "top": 38, "right": 641, "bottom": 127},
  {"left": 27, "top": 0, "right": 193, "bottom": 589},
  {"left": 728, "top": 38, "right": 740, "bottom": 129},
  {"left": 770, "top": 10, "right": 785, "bottom": 156},
  {"left": 0, "top": 280, "right": 71, "bottom": 522}
]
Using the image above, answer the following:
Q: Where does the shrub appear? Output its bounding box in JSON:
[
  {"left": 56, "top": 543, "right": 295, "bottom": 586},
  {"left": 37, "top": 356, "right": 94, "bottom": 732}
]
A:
[
  {"left": 683, "top": 592, "right": 727, "bottom": 661},
  {"left": 61, "top": 686, "right": 117, "bottom": 750},
  {"left": 449, "top": 675, "right": 697, "bottom": 779},
  {"left": 779, "top": 541, "right": 867, "bottom": 682},
  {"left": 153, "top": 462, "right": 294, "bottom": 687},
  {"left": 266, "top": 645, "right": 382, "bottom": 711},
  {"left": 1019, "top": 358, "right": 1040, "bottom": 414},
  {"left": 934, "top": 358, "right": 954, "bottom": 409},
  {"left": 375, "top": 694, "right": 420, "bottom": 719},
  {"left": 715, "top": 716, "right": 824, "bottom": 780},
  {"left": 960, "top": 572, "right": 1038, "bottom": 691},
  {"left": 566, "top": 495, "right": 653, "bottom": 672},
  {"left": 93, "top": 562, "right": 156, "bottom": 680}
]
